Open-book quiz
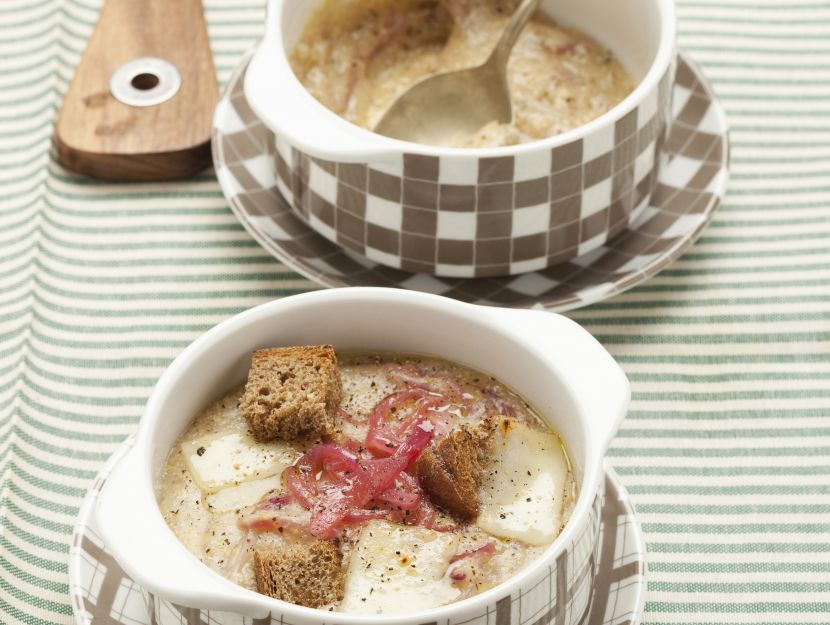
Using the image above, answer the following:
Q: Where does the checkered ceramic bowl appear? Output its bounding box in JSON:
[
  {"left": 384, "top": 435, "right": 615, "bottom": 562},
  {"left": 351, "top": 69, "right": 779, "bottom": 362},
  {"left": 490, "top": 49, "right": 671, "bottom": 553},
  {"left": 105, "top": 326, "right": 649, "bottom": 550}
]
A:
[
  {"left": 244, "top": 0, "right": 676, "bottom": 278},
  {"left": 94, "top": 288, "right": 630, "bottom": 625}
]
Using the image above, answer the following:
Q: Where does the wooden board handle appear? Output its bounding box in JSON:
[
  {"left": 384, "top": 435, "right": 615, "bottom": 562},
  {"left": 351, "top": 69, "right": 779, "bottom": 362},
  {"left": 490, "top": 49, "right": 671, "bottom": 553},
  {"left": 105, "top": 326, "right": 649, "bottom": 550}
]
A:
[{"left": 54, "top": 0, "right": 219, "bottom": 181}]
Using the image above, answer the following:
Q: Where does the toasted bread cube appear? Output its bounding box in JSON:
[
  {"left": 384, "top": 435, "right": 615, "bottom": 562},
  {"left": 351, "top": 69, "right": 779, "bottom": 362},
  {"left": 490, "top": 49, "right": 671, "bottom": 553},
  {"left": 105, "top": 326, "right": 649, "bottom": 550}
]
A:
[
  {"left": 253, "top": 540, "right": 344, "bottom": 608},
  {"left": 416, "top": 427, "right": 489, "bottom": 520},
  {"left": 239, "top": 345, "right": 342, "bottom": 441}
]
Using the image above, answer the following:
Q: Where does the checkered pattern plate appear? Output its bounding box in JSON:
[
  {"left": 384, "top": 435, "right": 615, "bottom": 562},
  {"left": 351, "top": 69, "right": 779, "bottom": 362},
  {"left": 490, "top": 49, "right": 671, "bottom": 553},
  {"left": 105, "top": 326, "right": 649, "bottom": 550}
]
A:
[
  {"left": 214, "top": 50, "right": 728, "bottom": 311},
  {"left": 69, "top": 439, "right": 645, "bottom": 625}
]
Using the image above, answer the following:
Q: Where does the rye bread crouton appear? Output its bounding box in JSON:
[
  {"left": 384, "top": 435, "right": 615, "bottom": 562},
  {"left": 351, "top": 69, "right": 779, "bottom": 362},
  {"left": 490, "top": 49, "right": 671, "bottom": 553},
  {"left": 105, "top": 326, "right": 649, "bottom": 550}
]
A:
[
  {"left": 415, "top": 426, "right": 491, "bottom": 521},
  {"left": 253, "top": 540, "right": 345, "bottom": 608},
  {"left": 239, "top": 345, "right": 342, "bottom": 442}
]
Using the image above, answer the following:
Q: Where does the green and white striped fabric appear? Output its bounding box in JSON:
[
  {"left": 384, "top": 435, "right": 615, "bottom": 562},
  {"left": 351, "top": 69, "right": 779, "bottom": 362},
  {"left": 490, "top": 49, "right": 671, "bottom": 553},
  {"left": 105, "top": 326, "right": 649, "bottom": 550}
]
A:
[{"left": 1, "top": 0, "right": 829, "bottom": 623}]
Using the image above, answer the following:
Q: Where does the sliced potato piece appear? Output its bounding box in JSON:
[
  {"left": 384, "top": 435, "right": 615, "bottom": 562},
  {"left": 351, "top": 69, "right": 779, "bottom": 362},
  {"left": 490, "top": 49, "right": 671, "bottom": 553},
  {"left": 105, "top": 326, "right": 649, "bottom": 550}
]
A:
[
  {"left": 477, "top": 420, "right": 568, "bottom": 545},
  {"left": 182, "top": 432, "right": 298, "bottom": 494},
  {"left": 340, "top": 520, "right": 460, "bottom": 614},
  {"left": 206, "top": 475, "right": 283, "bottom": 512}
]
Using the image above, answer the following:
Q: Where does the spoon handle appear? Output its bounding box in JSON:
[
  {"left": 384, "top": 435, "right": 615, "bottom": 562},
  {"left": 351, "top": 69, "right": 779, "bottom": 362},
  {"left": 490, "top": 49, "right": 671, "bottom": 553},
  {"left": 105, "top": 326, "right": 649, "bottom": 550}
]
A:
[{"left": 488, "top": 0, "right": 544, "bottom": 70}]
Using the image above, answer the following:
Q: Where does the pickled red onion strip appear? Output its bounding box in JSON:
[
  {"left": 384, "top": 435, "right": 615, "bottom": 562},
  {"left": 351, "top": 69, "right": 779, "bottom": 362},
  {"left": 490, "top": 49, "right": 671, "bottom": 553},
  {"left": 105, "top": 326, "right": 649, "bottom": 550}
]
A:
[
  {"left": 283, "top": 420, "right": 435, "bottom": 538},
  {"left": 376, "top": 472, "right": 422, "bottom": 509},
  {"left": 305, "top": 444, "right": 361, "bottom": 478},
  {"left": 447, "top": 541, "right": 496, "bottom": 584},
  {"left": 394, "top": 395, "right": 444, "bottom": 438},
  {"left": 257, "top": 493, "right": 290, "bottom": 509},
  {"left": 284, "top": 465, "right": 316, "bottom": 507},
  {"left": 483, "top": 390, "right": 517, "bottom": 417},
  {"left": 309, "top": 477, "right": 374, "bottom": 538},
  {"left": 394, "top": 421, "right": 434, "bottom": 467},
  {"left": 411, "top": 496, "right": 456, "bottom": 532},
  {"left": 366, "top": 387, "right": 429, "bottom": 457},
  {"left": 283, "top": 443, "right": 362, "bottom": 508},
  {"left": 449, "top": 542, "right": 496, "bottom": 563},
  {"left": 384, "top": 362, "right": 442, "bottom": 392},
  {"left": 369, "top": 388, "right": 429, "bottom": 428},
  {"left": 444, "top": 378, "right": 469, "bottom": 404},
  {"left": 385, "top": 362, "right": 472, "bottom": 407}
]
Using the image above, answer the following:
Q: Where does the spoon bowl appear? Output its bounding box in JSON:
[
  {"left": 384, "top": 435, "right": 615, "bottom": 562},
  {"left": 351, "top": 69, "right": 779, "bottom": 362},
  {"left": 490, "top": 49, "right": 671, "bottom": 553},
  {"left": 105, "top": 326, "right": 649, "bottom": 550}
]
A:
[
  {"left": 373, "top": 64, "right": 510, "bottom": 147},
  {"left": 373, "top": 0, "right": 543, "bottom": 146}
]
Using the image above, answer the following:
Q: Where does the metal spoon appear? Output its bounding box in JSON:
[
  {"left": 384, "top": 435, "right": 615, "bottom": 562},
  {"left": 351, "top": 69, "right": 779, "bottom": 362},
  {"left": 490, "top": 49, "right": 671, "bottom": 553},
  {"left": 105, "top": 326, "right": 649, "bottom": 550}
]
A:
[{"left": 373, "top": 0, "right": 543, "bottom": 146}]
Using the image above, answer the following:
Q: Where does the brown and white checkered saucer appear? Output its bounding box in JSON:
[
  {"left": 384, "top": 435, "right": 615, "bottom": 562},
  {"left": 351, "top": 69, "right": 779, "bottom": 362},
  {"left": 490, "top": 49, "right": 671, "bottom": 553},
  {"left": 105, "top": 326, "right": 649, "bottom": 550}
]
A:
[
  {"left": 70, "top": 439, "right": 646, "bottom": 625},
  {"left": 214, "top": 50, "right": 728, "bottom": 311}
]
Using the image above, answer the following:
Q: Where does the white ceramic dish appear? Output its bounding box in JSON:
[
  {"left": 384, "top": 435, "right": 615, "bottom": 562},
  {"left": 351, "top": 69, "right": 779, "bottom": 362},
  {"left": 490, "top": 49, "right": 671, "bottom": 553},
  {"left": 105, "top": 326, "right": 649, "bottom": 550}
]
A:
[
  {"left": 243, "top": 0, "right": 677, "bottom": 278},
  {"left": 215, "top": 50, "right": 729, "bottom": 312},
  {"left": 73, "top": 442, "right": 647, "bottom": 625},
  {"left": 96, "top": 287, "right": 630, "bottom": 625}
]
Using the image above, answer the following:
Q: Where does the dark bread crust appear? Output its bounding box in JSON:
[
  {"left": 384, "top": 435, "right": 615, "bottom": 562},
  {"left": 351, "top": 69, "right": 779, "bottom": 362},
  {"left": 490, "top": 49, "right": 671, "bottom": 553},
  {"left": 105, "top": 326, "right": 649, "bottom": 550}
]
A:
[
  {"left": 415, "top": 426, "right": 490, "bottom": 520},
  {"left": 239, "top": 345, "right": 342, "bottom": 442},
  {"left": 253, "top": 540, "right": 345, "bottom": 608}
]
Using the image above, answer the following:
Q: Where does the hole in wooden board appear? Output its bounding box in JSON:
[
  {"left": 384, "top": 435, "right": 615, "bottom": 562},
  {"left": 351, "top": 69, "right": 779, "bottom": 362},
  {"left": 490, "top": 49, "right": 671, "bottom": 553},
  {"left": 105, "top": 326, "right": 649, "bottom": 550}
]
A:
[
  {"left": 110, "top": 58, "right": 181, "bottom": 107},
  {"left": 131, "top": 72, "right": 160, "bottom": 90}
]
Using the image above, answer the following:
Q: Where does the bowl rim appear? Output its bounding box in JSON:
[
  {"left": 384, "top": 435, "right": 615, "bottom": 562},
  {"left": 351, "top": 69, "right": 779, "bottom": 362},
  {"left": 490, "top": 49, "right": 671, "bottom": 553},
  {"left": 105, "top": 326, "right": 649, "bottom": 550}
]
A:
[
  {"left": 105, "top": 288, "right": 628, "bottom": 624},
  {"left": 254, "top": 0, "right": 677, "bottom": 158}
]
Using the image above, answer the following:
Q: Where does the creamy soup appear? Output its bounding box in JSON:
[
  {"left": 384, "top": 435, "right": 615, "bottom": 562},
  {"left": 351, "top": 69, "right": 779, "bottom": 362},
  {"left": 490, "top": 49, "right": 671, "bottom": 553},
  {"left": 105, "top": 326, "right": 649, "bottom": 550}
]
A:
[
  {"left": 290, "top": 0, "right": 635, "bottom": 147},
  {"left": 158, "top": 353, "right": 576, "bottom": 614}
]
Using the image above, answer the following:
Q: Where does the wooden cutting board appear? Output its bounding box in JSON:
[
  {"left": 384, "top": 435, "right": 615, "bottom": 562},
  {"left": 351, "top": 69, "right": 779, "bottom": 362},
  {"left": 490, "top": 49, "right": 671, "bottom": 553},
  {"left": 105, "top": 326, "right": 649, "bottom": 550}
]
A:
[{"left": 54, "top": 0, "right": 218, "bottom": 181}]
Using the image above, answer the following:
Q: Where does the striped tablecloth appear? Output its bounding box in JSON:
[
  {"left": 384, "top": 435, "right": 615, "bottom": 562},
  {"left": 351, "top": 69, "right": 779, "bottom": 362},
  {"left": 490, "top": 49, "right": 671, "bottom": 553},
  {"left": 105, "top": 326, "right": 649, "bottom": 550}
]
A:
[{"left": 1, "top": 1, "right": 829, "bottom": 623}]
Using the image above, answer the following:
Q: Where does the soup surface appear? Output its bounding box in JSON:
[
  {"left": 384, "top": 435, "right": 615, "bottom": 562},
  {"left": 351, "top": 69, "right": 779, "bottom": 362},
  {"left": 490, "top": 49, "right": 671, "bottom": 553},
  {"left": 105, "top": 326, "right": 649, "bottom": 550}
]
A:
[
  {"left": 289, "top": 0, "right": 635, "bottom": 147},
  {"left": 158, "top": 353, "right": 575, "bottom": 614}
]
